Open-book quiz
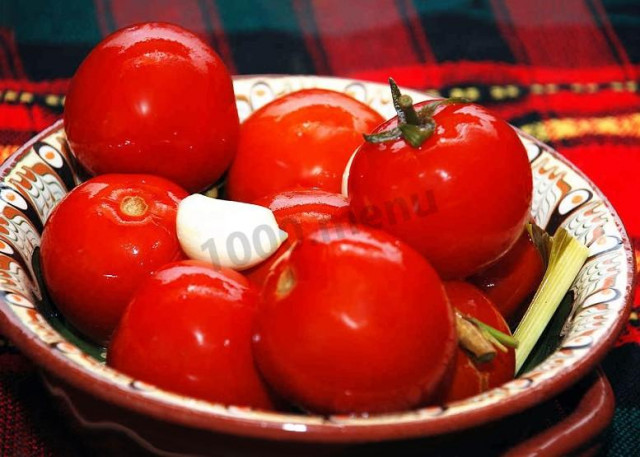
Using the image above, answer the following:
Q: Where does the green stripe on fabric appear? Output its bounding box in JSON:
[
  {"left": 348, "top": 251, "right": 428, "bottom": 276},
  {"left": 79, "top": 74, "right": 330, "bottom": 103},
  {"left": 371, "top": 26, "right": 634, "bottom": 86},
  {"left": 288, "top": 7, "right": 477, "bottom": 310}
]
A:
[
  {"left": 410, "top": 0, "right": 515, "bottom": 62},
  {"left": 215, "top": 0, "right": 301, "bottom": 33},
  {"left": 606, "top": 408, "right": 640, "bottom": 456},
  {"left": 0, "top": 0, "right": 101, "bottom": 44},
  {"left": 214, "top": 0, "right": 316, "bottom": 74},
  {"left": 411, "top": 0, "right": 495, "bottom": 17}
]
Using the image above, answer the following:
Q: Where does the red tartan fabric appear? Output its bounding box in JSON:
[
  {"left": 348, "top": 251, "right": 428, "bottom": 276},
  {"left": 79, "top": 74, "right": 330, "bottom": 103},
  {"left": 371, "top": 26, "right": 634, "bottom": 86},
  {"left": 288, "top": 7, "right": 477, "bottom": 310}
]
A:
[{"left": 0, "top": 354, "right": 50, "bottom": 457}]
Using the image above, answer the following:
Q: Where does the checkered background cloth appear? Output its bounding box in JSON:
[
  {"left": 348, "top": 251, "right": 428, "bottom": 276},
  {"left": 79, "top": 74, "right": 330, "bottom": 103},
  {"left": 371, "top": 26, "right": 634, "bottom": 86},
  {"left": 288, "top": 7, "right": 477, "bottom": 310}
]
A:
[{"left": 0, "top": 0, "right": 639, "bottom": 455}]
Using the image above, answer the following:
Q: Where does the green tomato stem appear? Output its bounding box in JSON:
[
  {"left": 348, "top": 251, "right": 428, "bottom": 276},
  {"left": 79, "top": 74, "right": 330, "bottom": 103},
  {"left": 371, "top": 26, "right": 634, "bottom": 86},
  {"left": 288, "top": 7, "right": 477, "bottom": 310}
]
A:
[
  {"left": 363, "top": 127, "right": 403, "bottom": 143},
  {"left": 468, "top": 317, "right": 519, "bottom": 349},
  {"left": 398, "top": 94, "right": 421, "bottom": 126},
  {"left": 388, "top": 77, "right": 407, "bottom": 124},
  {"left": 398, "top": 123, "right": 433, "bottom": 148}
]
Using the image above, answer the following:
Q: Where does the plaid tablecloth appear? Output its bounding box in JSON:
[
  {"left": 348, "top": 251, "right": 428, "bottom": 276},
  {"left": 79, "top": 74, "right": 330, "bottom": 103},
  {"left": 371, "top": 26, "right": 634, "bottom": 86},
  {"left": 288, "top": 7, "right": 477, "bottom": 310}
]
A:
[{"left": 0, "top": 1, "right": 639, "bottom": 455}]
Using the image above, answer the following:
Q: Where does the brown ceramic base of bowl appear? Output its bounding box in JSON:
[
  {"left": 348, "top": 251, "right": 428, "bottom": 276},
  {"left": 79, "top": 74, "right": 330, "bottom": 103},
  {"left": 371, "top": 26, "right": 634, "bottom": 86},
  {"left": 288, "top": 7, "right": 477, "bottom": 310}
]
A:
[{"left": 42, "top": 369, "right": 613, "bottom": 457}]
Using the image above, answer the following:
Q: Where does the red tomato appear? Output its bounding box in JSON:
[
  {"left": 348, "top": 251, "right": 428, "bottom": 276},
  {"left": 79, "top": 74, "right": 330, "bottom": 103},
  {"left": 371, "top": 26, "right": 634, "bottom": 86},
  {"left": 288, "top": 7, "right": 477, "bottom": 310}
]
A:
[
  {"left": 246, "top": 190, "right": 351, "bottom": 287},
  {"left": 441, "top": 281, "right": 515, "bottom": 403},
  {"left": 347, "top": 99, "right": 532, "bottom": 279},
  {"left": 64, "top": 22, "right": 238, "bottom": 192},
  {"left": 253, "top": 225, "right": 456, "bottom": 414},
  {"left": 40, "top": 174, "right": 187, "bottom": 343},
  {"left": 108, "top": 260, "right": 274, "bottom": 409},
  {"left": 471, "top": 231, "right": 545, "bottom": 323},
  {"left": 227, "top": 89, "right": 384, "bottom": 202}
]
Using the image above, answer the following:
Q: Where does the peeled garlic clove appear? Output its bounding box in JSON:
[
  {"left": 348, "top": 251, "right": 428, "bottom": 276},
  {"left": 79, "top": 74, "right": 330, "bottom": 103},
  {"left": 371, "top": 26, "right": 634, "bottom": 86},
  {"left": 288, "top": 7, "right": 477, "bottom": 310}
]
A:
[{"left": 177, "top": 194, "right": 288, "bottom": 270}]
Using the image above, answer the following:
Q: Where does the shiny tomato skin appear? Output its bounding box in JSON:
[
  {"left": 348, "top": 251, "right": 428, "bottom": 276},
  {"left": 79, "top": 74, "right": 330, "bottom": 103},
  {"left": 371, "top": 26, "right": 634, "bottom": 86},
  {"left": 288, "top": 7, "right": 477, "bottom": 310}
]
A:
[
  {"left": 64, "top": 22, "right": 238, "bottom": 192},
  {"left": 246, "top": 190, "right": 351, "bottom": 287},
  {"left": 227, "top": 89, "right": 384, "bottom": 202},
  {"left": 442, "top": 281, "right": 515, "bottom": 402},
  {"left": 348, "top": 101, "right": 532, "bottom": 279},
  {"left": 253, "top": 225, "right": 456, "bottom": 414},
  {"left": 472, "top": 231, "right": 545, "bottom": 323},
  {"left": 40, "top": 174, "right": 188, "bottom": 344},
  {"left": 108, "top": 260, "right": 274, "bottom": 409}
]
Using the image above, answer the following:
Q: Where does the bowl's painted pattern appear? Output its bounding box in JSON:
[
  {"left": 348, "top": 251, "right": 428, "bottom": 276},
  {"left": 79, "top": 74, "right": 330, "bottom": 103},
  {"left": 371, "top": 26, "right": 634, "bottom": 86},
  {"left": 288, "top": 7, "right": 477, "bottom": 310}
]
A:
[{"left": 0, "top": 75, "right": 633, "bottom": 441}]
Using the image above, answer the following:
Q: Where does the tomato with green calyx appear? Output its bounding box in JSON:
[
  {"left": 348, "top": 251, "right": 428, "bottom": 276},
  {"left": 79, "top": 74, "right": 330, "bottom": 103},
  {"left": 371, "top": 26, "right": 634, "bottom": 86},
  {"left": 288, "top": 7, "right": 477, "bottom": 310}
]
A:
[
  {"left": 347, "top": 79, "right": 532, "bottom": 279},
  {"left": 441, "top": 281, "right": 515, "bottom": 403}
]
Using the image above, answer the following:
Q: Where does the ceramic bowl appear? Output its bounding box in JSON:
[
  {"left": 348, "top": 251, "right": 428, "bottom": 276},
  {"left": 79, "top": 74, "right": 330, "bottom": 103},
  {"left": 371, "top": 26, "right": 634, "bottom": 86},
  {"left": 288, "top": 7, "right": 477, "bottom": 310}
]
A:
[{"left": 0, "top": 75, "right": 634, "bottom": 450}]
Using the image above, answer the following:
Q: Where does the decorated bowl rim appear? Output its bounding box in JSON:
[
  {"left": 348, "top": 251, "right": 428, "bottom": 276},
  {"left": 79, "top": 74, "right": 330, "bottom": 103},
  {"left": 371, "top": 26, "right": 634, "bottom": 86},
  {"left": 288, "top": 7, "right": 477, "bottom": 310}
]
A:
[{"left": 0, "top": 75, "right": 634, "bottom": 443}]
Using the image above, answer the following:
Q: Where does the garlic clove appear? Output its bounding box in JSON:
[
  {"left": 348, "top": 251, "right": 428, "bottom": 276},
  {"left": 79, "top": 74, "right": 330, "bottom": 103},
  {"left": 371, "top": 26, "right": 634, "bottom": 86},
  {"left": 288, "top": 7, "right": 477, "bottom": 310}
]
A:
[{"left": 177, "top": 194, "right": 288, "bottom": 271}]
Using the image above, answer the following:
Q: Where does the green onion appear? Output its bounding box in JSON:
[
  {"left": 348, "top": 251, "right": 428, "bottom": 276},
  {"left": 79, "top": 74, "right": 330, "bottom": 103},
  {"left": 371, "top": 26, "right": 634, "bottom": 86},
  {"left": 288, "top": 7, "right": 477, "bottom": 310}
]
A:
[
  {"left": 513, "top": 228, "right": 589, "bottom": 373},
  {"left": 526, "top": 222, "right": 552, "bottom": 267}
]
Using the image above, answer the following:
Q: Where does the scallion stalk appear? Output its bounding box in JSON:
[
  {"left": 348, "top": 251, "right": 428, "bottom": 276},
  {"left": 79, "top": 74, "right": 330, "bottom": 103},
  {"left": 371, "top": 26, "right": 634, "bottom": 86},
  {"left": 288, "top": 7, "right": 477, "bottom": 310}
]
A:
[{"left": 513, "top": 228, "right": 589, "bottom": 373}]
